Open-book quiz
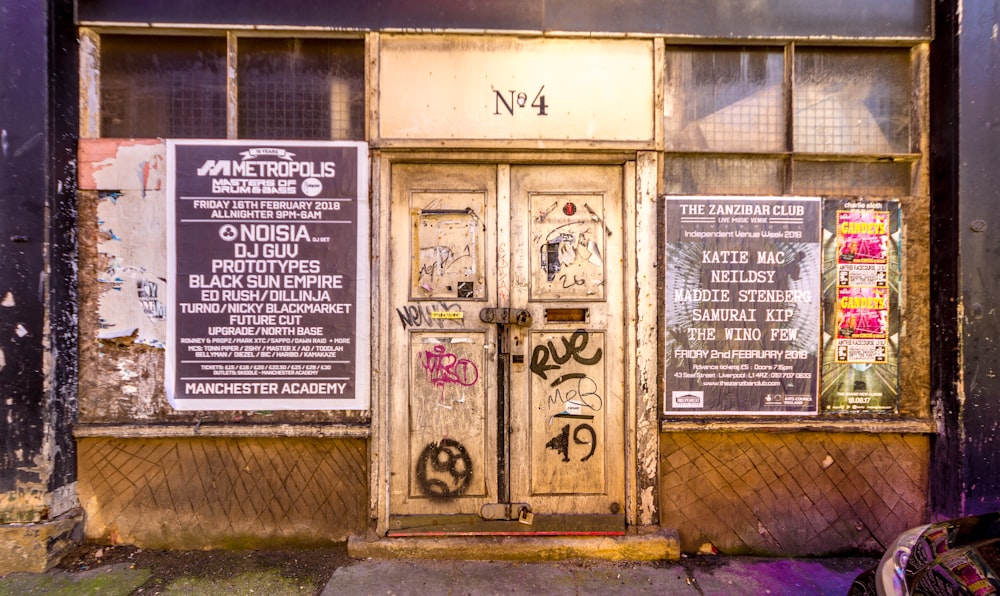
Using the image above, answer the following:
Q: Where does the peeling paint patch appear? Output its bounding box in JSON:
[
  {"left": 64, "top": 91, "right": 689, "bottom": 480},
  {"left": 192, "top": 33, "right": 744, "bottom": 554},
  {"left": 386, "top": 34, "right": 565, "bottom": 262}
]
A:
[
  {"left": 98, "top": 327, "right": 138, "bottom": 341},
  {"left": 48, "top": 482, "right": 79, "bottom": 518},
  {"left": 639, "top": 486, "right": 655, "bottom": 525},
  {"left": 15, "top": 324, "right": 28, "bottom": 338},
  {"left": 79, "top": 30, "right": 101, "bottom": 138},
  {"left": 1, "top": 292, "right": 14, "bottom": 307},
  {"left": 78, "top": 139, "right": 164, "bottom": 191},
  {"left": 116, "top": 360, "right": 140, "bottom": 382},
  {"left": 0, "top": 348, "right": 5, "bottom": 371},
  {"left": 94, "top": 184, "right": 168, "bottom": 348},
  {"left": 99, "top": 190, "right": 121, "bottom": 205},
  {"left": 0, "top": 484, "right": 51, "bottom": 523}
]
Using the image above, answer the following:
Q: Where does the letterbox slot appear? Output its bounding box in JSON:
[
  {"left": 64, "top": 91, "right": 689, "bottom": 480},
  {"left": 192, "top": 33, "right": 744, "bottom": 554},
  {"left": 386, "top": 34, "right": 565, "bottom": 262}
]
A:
[{"left": 545, "top": 308, "right": 588, "bottom": 323}]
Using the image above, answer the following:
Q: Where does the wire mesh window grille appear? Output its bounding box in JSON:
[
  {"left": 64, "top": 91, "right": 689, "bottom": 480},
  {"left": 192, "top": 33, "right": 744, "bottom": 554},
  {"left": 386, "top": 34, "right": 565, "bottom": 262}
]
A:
[
  {"left": 794, "top": 48, "right": 911, "bottom": 154},
  {"left": 98, "top": 35, "right": 365, "bottom": 140},
  {"left": 100, "top": 35, "right": 227, "bottom": 138},
  {"left": 664, "top": 47, "right": 785, "bottom": 153},
  {"left": 237, "top": 38, "right": 365, "bottom": 140},
  {"left": 663, "top": 45, "right": 915, "bottom": 197}
]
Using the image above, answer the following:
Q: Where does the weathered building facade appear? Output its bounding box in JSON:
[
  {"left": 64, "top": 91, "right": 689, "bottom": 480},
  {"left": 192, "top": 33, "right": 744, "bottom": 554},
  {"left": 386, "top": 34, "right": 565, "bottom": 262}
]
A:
[{"left": 7, "top": 0, "right": 997, "bottom": 572}]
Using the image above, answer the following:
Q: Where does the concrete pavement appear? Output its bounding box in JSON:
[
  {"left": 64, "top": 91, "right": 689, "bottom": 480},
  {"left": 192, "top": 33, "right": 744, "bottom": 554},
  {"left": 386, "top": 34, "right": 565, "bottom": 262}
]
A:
[
  {"left": 0, "top": 552, "right": 876, "bottom": 595},
  {"left": 321, "top": 557, "right": 875, "bottom": 595}
]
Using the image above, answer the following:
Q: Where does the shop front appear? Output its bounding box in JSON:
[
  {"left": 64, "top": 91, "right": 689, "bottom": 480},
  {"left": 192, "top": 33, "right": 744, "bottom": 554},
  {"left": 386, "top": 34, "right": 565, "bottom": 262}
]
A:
[{"left": 61, "top": 0, "right": 936, "bottom": 559}]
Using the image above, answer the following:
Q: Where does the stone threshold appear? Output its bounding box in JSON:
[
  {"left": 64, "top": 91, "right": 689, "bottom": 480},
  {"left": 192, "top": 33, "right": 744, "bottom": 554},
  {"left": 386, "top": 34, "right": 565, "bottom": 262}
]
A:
[{"left": 348, "top": 527, "right": 680, "bottom": 562}]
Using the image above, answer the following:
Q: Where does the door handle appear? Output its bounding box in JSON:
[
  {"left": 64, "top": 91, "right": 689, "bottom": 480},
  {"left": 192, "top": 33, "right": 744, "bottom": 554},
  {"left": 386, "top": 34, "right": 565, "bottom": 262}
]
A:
[{"left": 479, "top": 308, "right": 532, "bottom": 327}]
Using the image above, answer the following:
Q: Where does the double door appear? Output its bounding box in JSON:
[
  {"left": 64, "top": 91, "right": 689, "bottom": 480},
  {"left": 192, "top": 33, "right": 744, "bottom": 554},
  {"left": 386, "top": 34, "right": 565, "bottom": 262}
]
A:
[{"left": 387, "top": 163, "right": 626, "bottom": 527}]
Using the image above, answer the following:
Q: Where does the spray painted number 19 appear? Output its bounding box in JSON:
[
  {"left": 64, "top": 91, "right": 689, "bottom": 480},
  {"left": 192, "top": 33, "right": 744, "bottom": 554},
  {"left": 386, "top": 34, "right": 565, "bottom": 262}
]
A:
[
  {"left": 545, "top": 423, "right": 597, "bottom": 463},
  {"left": 494, "top": 86, "right": 548, "bottom": 116}
]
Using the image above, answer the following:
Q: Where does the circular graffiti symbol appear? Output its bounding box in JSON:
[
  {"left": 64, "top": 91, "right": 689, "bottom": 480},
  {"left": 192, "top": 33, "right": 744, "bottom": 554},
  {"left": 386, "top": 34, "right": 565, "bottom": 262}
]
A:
[{"left": 415, "top": 438, "right": 473, "bottom": 499}]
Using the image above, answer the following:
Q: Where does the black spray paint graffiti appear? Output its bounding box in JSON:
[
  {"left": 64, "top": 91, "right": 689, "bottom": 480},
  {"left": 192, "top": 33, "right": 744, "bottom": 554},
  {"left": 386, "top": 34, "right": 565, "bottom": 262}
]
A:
[
  {"left": 530, "top": 330, "right": 603, "bottom": 380},
  {"left": 415, "top": 438, "right": 473, "bottom": 499},
  {"left": 546, "top": 374, "right": 604, "bottom": 413},
  {"left": 545, "top": 423, "right": 597, "bottom": 463},
  {"left": 138, "top": 279, "right": 167, "bottom": 321},
  {"left": 397, "top": 301, "right": 465, "bottom": 329},
  {"left": 418, "top": 245, "right": 474, "bottom": 283}
]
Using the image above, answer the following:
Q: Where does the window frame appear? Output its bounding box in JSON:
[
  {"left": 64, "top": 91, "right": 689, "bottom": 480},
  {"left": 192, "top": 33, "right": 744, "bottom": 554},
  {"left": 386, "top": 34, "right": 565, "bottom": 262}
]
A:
[
  {"left": 81, "top": 29, "right": 367, "bottom": 141},
  {"left": 660, "top": 42, "right": 926, "bottom": 199}
]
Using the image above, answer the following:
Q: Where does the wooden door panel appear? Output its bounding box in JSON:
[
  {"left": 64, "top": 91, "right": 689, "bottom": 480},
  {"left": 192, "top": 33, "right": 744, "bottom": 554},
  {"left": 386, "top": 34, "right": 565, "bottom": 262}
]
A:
[
  {"left": 529, "top": 329, "right": 608, "bottom": 495},
  {"left": 388, "top": 164, "right": 497, "bottom": 516},
  {"left": 510, "top": 165, "right": 625, "bottom": 515},
  {"left": 407, "top": 332, "right": 488, "bottom": 500}
]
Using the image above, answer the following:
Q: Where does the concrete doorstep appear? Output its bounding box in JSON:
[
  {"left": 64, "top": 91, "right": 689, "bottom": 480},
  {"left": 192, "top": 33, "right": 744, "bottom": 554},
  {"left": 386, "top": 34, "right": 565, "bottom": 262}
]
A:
[{"left": 347, "top": 528, "right": 681, "bottom": 562}]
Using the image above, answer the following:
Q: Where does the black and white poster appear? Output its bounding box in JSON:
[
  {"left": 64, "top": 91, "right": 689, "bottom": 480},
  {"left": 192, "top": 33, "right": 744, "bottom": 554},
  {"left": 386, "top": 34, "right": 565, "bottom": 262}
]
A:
[
  {"left": 166, "top": 141, "right": 369, "bottom": 410},
  {"left": 664, "top": 196, "right": 821, "bottom": 415}
]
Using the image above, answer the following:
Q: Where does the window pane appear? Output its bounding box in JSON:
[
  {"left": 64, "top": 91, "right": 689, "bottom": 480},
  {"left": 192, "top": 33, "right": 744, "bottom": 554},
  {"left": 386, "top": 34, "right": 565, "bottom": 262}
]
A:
[
  {"left": 794, "top": 48, "right": 911, "bottom": 154},
  {"left": 664, "top": 47, "right": 785, "bottom": 152},
  {"left": 238, "top": 38, "right": 365, "bottom": 140},
  {"left": 101, "top": 35, "right": 226, "bottom": 138},
  {"left": 791, "top": 160, "right": 910, "bottom": 196},
  {"left": 663, "top": 156, "right": 784, "bottom": 195}
]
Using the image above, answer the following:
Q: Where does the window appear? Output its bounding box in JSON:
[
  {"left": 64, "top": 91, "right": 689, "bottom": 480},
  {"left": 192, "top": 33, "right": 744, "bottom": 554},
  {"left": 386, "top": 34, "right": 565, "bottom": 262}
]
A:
[
  {"left": 98, "top": 35, "right": 365, "bottom": 140},
  {"left": 663, "top": 46, "right": 917, "bottom": 197},
  {"left": 237, "top": 38, "right": 365, "bottom": 140},
  {"left": 664, "top": 47, "right": 785, "bottom": 153},
  {"left": 101, "top": 35, "right": 226, "bottom": 138}
]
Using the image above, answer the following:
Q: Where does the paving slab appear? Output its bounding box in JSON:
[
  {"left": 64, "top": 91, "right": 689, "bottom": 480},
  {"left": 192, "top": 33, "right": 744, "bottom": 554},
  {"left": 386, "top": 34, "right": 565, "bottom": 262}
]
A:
[
  {"left": 570, "top": 561, "right": 691, "bottom": 595},
  {"left": 450, "top": 561, "right": 577, "bottom": 596},
  {"left": 322, "top": 559, "right": 457, "bottom": 596},
  {"left": 0, "top": 562, "right": 149, "bottom": 596},
  {"left": 686, "top": 557, "right": 876, "bottom": 596}
]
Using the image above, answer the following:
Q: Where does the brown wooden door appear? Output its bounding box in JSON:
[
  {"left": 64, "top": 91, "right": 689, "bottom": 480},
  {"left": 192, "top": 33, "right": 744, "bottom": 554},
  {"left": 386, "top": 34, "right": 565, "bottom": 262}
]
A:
[{"left": 387, "top": 163, "right": 624, "bottom": 521}]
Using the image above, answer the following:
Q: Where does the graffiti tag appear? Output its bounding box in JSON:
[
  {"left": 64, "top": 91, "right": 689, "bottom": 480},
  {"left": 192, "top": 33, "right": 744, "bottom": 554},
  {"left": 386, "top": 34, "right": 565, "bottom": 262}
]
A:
[
  {"left": 530, "top": 330, "right": 603, "bottom": 380},
  {"left": 546, "top": 374, "right": 603, "bottom": 413},
  {"left": 397, "top": 301, "right": 464, "bottom": 329},
  {"left": 420, "top": 344, "right": 479, "bottom": 388}
]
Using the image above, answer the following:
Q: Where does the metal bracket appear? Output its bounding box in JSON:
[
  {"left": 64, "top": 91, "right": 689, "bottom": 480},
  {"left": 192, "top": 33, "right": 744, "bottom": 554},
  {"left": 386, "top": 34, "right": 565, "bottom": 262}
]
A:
[
  {"left": 479, "top": 307, "right": 532, "bottom": 327},
  {"left": 480, "top": 502, "right": 532, "bottom": 521}
]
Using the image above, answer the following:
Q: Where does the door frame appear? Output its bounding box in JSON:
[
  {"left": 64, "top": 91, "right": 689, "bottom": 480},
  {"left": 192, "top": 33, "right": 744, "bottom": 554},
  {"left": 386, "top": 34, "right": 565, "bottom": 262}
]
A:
[{"left": 370, "top": 151, "right": 660, "bottom": 537}]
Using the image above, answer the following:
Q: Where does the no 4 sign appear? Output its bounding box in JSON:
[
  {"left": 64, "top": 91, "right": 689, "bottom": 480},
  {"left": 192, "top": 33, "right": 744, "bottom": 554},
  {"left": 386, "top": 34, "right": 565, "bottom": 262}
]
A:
[{"left": 493, "top": 85, "right": 549, "bottom": 116}]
